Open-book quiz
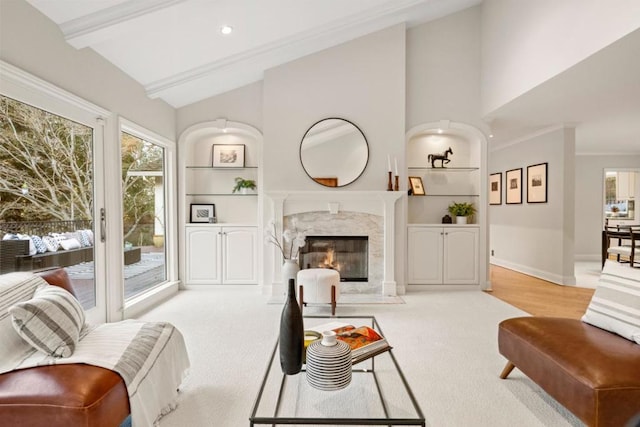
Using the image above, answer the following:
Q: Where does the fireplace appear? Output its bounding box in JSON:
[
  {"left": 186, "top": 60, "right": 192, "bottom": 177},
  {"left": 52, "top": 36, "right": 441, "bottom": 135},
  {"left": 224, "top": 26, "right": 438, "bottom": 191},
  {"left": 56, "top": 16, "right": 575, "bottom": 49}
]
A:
[{"left": 298, "top": 236, "right": 368, "bottom": 282}]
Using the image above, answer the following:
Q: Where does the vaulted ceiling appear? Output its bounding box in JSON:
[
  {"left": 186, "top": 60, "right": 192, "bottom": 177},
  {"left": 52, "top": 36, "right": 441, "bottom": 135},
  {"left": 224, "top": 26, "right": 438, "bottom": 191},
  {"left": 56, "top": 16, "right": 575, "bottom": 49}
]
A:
[
  {"left": 25, "top": 0, "right": 480, "bottom": 108},
  {"left": 23, "top": 0, "right": 640, "bottom": 154}
]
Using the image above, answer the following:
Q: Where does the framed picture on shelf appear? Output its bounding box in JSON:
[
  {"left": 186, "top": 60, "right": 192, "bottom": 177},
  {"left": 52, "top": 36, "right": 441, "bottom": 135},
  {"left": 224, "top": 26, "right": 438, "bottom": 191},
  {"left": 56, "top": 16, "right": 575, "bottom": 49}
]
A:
[
  {"left": 212, "top": 144, "right": 245, "bottom": 168},
  {"left": 408, "top": 176, "right": 425, "bottom": 195},
  {"left": 505, "top": 168, "right": 522, "bottom": 204},
  {"left": 527, "top": 162, "right": 548, "bottom": 203},
  {"left": 489, "top": 172, "right": 502, "bottom": 205},
  {"left": 190, "top": 204, "right": 216, "bottom": 223}
]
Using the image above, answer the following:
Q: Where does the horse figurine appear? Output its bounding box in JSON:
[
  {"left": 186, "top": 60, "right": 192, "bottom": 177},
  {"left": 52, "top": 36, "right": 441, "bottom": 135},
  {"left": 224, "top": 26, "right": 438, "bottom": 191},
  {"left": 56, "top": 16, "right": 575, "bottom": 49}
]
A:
[{"left": 427, "top": 147, "right": 453, "bottom": 168}]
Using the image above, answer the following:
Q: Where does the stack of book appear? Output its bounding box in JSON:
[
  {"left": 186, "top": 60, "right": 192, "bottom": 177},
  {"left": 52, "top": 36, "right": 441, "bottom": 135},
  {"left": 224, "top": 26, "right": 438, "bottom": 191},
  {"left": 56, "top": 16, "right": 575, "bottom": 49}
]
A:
[{"left": 308, "top": 322, "right": 391, "bottom": 364}]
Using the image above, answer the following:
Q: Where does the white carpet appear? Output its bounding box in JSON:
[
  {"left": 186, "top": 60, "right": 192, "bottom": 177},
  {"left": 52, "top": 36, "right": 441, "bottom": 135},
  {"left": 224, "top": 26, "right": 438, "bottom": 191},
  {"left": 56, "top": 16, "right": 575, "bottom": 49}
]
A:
[
  {"left": 574, "top": 261, "right": 602, "bottom": 289},
  {"left": 137, "top": 285, "right": 583, "bottom": 427}
]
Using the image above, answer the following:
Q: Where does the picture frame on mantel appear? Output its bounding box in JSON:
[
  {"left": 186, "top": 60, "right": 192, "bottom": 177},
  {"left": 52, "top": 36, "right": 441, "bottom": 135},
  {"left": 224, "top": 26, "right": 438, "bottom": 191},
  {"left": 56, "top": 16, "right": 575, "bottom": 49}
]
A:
[
  {"left": 527, "top": 162, "right": 548, "bottom": 203},
  {"left": 489, "top": 172, "right": 502, "bottom": 205},
  {"left": 505, "top": 168, "right": 522, "bottom": 204},
  {"left": 408, "top": 176, "right": 425, "bottom": 195},
  {"left": 212, "top": 144, "right": 245, "bottom": 168},
  {"left": 190, "top": 204, "right": 216, "bottom": 223}
]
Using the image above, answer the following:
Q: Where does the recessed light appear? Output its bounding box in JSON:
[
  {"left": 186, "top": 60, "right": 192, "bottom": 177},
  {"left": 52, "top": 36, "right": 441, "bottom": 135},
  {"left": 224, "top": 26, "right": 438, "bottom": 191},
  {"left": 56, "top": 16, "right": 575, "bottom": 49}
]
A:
[
  {"left": 437, "top": 129, "right": 443, "bottom": 134},
  {"left": 220, "top": 25, "right": 233, "bottom": 35},
  {"left": 489, "top": 134, "right": 494, "bottom": 138}
]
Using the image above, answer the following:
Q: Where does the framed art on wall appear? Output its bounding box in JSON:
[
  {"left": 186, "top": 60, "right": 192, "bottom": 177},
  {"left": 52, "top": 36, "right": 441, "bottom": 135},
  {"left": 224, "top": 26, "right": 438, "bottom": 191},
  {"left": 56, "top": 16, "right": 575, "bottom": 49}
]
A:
[
  {"left": 212, "top": 144, "right": 245, "bottom": 167},
  {"left": 489, "top": 172, "right": 502, "bottom": 205},
  {"left": 408, "top": 176, "right": 425, "bottom": 195},
  {"left": 505, "top": 168, "right": 522, "bottom": 204},
  {"left": 190, "top": 204, "right": 216, "bottom": 223},
  {"left": 527, "top": 162, "right": 548, "bottom": 203}
]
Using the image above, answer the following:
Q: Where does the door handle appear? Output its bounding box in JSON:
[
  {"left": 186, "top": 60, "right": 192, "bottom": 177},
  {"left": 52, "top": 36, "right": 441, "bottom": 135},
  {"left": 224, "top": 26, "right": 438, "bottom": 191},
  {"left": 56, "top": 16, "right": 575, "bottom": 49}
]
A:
[{"left": 100, "top": 208, "right": 106, "bottom": 242}]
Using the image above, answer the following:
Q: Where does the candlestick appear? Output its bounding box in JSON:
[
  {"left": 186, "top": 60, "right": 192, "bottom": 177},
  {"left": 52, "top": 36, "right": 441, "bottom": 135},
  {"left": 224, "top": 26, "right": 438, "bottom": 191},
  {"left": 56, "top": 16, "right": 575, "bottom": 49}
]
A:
[
  {"left": 387, "top": 155, "right": 391, "bottom": 172},
  {"left": 394, "top": 175, "right": 399, "bottom": 191},
  {"left": 394, "top": 158, "right": 398, "bottom": 176},
  {"left": 387, "top": 171, "right": 393, "bottom": 191}
]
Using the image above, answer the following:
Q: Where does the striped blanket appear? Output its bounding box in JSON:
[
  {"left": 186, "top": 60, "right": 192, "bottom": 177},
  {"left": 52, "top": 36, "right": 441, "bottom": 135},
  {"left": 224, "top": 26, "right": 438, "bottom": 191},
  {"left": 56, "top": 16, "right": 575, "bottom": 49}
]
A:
[{"left": 1, "top": 319, "right": 190, "bottom": 427}]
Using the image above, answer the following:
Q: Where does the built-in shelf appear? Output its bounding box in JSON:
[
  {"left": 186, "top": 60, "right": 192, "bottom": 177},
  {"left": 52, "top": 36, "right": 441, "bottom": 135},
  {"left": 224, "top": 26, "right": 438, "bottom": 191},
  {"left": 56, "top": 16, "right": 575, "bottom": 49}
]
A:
[
  {"left": 186, "top": 166, "right": 258, "bottom": 169},
  {"left": 186, "top": 193, "right": 258, "bottom": 196},
  {"left": 408, "top": 167, "right": 479, "bottom": 171},
  {"left": 410, "top": 194, "right": 479, "bottom": 197}
]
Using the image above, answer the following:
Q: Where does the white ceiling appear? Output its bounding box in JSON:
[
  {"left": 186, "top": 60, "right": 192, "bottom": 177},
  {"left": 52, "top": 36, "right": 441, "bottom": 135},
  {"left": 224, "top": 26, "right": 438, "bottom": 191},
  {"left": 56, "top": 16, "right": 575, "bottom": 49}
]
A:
[
  {"left": 24, "top": 0, "right": 640, "bottom": 154},
  {"left": 486, "top": 27, "right": 640, "bottom": 155},
  {"left": 25, "top": 0, "right": 480, "bottom": 108}
]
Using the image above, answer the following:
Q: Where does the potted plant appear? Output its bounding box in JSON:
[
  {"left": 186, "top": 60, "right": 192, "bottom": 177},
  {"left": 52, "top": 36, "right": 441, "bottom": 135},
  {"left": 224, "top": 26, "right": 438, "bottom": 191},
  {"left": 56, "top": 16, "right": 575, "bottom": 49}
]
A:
[
  {"left": 447, "top": 202, "right": 476, "bottom": 224},
  {"left": 232, "top": 177, "right": 257, "bottom": 194}
]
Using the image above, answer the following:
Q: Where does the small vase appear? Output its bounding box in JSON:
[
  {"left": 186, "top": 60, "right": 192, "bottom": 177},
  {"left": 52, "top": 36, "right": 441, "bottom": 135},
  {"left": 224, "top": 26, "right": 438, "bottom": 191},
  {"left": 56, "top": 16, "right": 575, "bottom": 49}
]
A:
[
  {"left": 306, "top": 330, "right": 352, "bottom": 390},
  {"left": 279, "top": 278, "right": 304, "bottom": 375},
  {"left": 456, "top": 216, "right": 468, "bottom": 225},
  {"left": 282, "top": 259, "right": 300, "bottom": 288}
]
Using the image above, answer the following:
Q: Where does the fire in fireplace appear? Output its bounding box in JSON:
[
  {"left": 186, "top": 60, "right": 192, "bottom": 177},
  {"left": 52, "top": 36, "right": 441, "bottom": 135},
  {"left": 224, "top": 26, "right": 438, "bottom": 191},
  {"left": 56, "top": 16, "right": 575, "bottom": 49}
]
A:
[{"left": 298, "top": 236, "right": 368, "bottom": 282}]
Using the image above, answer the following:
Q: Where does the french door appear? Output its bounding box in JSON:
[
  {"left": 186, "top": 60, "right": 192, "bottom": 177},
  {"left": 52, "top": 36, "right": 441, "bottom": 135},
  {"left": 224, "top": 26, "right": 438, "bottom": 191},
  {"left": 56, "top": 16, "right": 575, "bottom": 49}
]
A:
[{"left": 1, "top": 61, "right": 110, "bottom": 323}]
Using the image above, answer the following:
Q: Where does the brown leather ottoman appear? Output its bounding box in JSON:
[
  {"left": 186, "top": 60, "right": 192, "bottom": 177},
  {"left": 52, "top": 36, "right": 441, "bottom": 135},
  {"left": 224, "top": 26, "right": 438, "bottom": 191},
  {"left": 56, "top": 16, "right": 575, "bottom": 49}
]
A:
[{"left": 498, "top": 317, "right": 640, "bottom": 426}]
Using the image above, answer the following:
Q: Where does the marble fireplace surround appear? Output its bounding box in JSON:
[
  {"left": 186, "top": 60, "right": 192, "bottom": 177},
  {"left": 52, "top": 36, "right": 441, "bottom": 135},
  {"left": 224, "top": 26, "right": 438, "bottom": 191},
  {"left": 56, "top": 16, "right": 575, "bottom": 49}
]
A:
[{"left": 266, "top": 191, "right": 403, "bottom": 296}]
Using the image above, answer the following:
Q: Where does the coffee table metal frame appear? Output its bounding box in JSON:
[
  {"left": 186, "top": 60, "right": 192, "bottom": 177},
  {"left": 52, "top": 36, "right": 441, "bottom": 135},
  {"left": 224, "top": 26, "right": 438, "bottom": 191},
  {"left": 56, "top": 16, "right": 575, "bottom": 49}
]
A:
[{"left": 249, "top": 315, "right": 425, "bottom": 426}]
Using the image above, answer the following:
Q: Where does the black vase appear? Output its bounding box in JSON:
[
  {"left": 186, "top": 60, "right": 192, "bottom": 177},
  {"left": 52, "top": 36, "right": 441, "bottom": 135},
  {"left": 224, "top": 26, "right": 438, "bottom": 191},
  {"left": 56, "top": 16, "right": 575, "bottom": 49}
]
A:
[{"left": 279, "top": 278, "right": 303, "bottom": 375}]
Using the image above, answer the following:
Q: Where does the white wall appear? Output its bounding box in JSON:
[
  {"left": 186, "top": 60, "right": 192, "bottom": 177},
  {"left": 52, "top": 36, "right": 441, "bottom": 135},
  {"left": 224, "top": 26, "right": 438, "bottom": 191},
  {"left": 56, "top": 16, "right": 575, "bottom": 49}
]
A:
[
  {"left": 0, "top": 0, "right": 175, "bottom": 140},
  {"left": 481, "top": 0, "right": 640, "bottom": 115},
  {"left": 406, "top": 6, "right": 486, "bottom": 133},
  {"left": 262, "top": 23, "right": 406, "bottom": 191},
  {"left": 575, "top": 154, "right": 640, "bottom": 260},
  {"left": 176, "top": 81, "right": 263, "bottom": 137},
  {"left": 490, "top": 126, "right": 576, "bottom": 285}
]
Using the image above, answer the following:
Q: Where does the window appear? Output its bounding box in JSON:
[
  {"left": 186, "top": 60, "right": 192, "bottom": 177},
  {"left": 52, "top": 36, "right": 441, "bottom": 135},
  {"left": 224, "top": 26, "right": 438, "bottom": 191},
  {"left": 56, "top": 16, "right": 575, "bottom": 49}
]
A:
[{"left": 120, "top": 120, "right": 176, "bottom": 302}]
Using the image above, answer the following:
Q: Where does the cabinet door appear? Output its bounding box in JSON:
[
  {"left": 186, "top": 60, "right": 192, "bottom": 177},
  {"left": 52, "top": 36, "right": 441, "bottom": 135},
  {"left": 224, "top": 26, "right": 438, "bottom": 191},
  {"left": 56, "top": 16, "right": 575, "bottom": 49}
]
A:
[
  {"left": 222, "top": 227, "right": 257, "bottom": 284},
  {"left": 443, "top": 228, "right": 478, "bottom": 284},
  {"left": 408, "top": 227, "right": 443, "bottom": 284},
  {"left": 185, "top": 227, "right": 222, "bottom": 284}
]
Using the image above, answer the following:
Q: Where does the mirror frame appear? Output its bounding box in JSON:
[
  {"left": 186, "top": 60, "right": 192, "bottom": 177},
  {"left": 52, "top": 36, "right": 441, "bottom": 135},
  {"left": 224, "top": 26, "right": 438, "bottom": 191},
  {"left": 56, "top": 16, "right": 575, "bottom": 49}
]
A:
[{"left": 299, "top": 117, "right": 369, "bottom": 188}]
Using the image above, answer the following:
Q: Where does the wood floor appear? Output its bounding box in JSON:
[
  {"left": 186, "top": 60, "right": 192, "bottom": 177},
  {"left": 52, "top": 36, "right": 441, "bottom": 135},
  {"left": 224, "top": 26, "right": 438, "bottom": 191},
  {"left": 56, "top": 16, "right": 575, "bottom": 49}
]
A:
[{"left": 487, "top": 265, "right": 595, "bottom": 319}]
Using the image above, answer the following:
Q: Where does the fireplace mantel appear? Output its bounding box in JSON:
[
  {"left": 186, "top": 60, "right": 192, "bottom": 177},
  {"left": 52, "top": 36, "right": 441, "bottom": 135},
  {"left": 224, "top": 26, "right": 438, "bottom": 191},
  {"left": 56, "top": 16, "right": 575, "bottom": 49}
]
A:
[{"left": 266, "top": 191, "right": 403, "bottom": 296}]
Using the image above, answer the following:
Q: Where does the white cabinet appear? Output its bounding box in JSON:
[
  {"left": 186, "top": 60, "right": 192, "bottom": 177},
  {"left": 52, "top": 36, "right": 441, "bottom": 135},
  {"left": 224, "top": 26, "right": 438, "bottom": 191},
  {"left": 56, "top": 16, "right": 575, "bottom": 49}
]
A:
[
  {"left": 616, "top": 171, "right": 636, "bottom": 200},
  {"left": 408, "top": 226, "right": 478, "bottom": 284},
  {"left": 185, "top": 225, "right": 257, "bottom": 285}
]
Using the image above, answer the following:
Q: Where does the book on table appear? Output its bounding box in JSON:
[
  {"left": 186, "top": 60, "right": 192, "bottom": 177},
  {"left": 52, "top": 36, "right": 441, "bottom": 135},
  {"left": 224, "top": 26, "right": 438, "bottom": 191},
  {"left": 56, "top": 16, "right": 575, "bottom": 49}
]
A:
[{"left": 308, "top": 322, "right": 392, "bottom": 364}]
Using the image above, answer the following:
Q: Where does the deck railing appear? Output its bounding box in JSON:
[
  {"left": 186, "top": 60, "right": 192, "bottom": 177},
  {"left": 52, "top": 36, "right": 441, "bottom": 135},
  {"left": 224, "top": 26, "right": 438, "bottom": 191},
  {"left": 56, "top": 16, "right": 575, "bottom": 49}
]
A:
[{"left": 0, "top": 220, "right": 93, "bottom": 237}]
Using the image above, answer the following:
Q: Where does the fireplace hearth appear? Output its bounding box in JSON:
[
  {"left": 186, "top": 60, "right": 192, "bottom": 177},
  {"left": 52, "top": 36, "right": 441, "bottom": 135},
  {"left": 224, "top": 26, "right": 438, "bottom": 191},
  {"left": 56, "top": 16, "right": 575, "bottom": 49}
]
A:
[{"left": 298, "top": 236, "right": 368, "bottom": 282}]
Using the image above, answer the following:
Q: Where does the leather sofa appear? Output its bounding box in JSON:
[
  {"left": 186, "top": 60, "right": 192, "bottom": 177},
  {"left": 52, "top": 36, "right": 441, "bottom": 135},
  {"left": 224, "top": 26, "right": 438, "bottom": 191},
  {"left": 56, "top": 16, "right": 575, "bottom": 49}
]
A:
[
  {"left": 0, "top": 268, "right": 130, "bottom": 427},
  {"left": 498, "top": 316, "right": 640, "bottom": 426}
]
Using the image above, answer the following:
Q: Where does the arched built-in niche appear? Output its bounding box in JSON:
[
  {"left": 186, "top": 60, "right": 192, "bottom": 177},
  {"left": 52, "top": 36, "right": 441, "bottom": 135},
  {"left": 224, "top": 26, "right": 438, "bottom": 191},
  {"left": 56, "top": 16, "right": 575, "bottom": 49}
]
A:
[
  {"left": 178, "top": 119, "right": 263, "bottom": 286},
  {"left": 405, "top": 120, "right": 489, "bottom": 290}
]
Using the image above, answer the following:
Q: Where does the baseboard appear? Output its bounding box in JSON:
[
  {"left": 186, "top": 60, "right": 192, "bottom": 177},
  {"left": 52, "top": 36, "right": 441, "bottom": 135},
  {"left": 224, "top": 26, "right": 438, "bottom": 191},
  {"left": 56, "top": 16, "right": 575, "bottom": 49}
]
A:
[{"left": 490, "top": 258, "right": 576, "bottom": 286}]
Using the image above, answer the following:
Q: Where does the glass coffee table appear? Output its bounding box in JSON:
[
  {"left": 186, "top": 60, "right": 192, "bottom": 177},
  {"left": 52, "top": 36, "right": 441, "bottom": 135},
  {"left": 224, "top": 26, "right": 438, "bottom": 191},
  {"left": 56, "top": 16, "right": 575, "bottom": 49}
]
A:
[{"left": 250, "top": 315, "right": 425, "bottom": 426}]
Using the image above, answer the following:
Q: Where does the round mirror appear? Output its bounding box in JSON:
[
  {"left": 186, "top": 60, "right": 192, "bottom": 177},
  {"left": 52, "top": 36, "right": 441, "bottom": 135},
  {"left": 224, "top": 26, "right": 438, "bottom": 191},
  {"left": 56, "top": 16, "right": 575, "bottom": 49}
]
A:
[{"left": 300, "top": 118, "right": 369, "bottom": 187}]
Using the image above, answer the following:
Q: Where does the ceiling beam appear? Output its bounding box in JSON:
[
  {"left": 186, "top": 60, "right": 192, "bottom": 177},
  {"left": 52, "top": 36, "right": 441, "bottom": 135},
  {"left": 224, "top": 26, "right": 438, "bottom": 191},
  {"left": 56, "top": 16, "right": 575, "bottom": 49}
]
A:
[{"left": 61, "top": 0, "right": 187, "bottom": 49}]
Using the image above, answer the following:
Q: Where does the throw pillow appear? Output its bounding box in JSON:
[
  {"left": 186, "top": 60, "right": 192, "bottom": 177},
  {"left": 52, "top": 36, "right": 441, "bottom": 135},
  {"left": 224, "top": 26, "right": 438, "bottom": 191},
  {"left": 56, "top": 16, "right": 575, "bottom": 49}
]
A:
[
  {"left": 78, "top": 230, "right": 91, "bottom": 247},
  {"left": 9, "top": 284, "right": 86, "bottom": 357},
  {"left": 31, "top": 235, "right": 47, "bottom": 254},
  {"left": 581, "top": 261, "right": 640, "bottom": 344},
  {"left": 42, "top": 235, "right": 59, "bottom": 252},
  {"left": 59, "top": 238, "right": 81, "bottom": 251}
]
